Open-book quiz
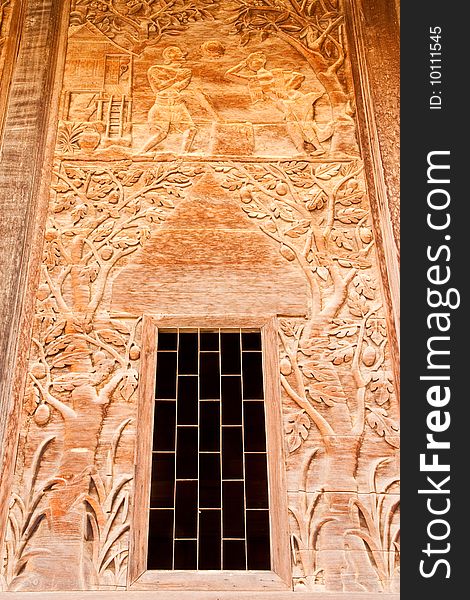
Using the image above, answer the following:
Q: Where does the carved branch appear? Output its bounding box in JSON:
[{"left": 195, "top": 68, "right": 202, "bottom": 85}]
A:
[
  {"left": 319, "top": 263, "right": 355, "bottom": 320},
  {"left": 30, "top": 374, "right": 77, "bottom": 421},
  {"left": 281, "top": 374, "right": 334, "bottom": 437},
  {"left": 42, "top": 266, "right": 69, "bottom": 313}
]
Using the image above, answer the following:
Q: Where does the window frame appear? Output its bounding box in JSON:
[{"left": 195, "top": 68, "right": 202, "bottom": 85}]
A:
[{"left": 128, "top": 315, "right": 291, "bottom": 591}]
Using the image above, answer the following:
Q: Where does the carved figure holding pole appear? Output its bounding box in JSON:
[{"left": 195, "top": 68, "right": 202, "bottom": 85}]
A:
[{"left": 142, "top": 45, "right": 197, "bottom": 154}]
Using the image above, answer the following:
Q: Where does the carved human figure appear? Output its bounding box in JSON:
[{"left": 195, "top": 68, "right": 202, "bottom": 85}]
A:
[
  {"left": 142, "top": 45, "right": 197, "bottom": 154},
  {"left": 225, "top": 52, "right": 328, "bottom": 155}
]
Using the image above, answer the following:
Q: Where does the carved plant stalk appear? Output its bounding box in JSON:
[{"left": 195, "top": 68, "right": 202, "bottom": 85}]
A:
[
  {"left": 281, "top": 310, "right": 383, "bottom": 590},
  {"left": 346, "top": 458, "right": 400, "bottom": 591},
  {"left": 84, "top": 419, "right": 132, "bottom": 588},
  {"left": 289, "top": 449, "right": 336, "bottom": 589},
  {"left": 2, "top": 437, "right": 64, "bottom": 590}
]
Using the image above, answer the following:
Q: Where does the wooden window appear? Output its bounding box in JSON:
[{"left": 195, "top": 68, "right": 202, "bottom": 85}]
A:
[{"left": 129, "top": 316, "right": 291, "bottom": 591}]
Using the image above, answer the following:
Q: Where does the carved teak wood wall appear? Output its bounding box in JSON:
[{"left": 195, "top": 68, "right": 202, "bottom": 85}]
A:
[{"left": 0, "top": 0, "right": 399, "bottom": 596}]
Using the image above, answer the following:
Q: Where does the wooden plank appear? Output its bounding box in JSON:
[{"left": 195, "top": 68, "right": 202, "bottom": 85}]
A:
[
  {"left": 0, "top": 592, "right": 400, "bottom": 599},
  {"left": 343, "top": 0, "right": 400, "bottom": 380},
  {"left": 0, "top": 0, "right": 26, "bottom": 142},
  {"left": 261, "top": 317, "right": 291, "bottom": 586},
  {"left": 132, "top": 570, "right": 289, "bottom": 591},
  {"left": 0, "top": 0, "right": 70, "bottom": 549},
  {"left": 128, "top": 316, "right": 157, "bottom": 585}
]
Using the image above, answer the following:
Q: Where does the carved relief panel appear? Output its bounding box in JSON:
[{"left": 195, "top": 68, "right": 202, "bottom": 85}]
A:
[{"left": 1, "top": 1, "right": 399, "bottom": 594}]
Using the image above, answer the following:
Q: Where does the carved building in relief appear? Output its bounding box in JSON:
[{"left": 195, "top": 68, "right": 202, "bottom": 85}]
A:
[{"left": 0, "top": 0, "right": 399, "bottom": 596}]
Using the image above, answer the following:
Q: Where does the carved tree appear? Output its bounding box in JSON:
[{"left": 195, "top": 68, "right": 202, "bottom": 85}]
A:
[
  {"left": 226, "top": 0, "right": 357, "bottom": 154},
  {"left": 217, "top": 160, "right": 398, "bottom": 589},
  {"left": 10, "top": 163, "right": 200, "bottom": 588},
  {"left": 70, "top": 0, "right": 216, "bottom": 54}
]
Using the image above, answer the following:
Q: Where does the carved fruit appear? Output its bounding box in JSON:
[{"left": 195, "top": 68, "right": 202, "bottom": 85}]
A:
[
  {"left": 129, "top": 345, "right": 141, "bottom": 360},
  {"left": 362, "top": 346, "right": 376, "bottom": 367},
  {"left": 30, "top": 362, "right": 46, "bottom": 379},
  {"left": 240, "top": 189, "right": 253, "bottom": 203},
  {"left": 101, "top": 246, "right": 113, "bottom": 260},
  {"left": 276, "top": 181, "right": 288, "bottom": 196},
  {"left": 280, "top": 357, "right": 292, "bottom": 376},
  {"left": 93, "top": 351, "right": 107, "bottom": 364},
  {"left": 280, "top": 244, "right": 296, "bottom": 261},
  {"left": 359, "top": 227, "right": 373, "bottom": 244},
  {"left": 34, "top": 403, "right": 51, "bottom": 426}
]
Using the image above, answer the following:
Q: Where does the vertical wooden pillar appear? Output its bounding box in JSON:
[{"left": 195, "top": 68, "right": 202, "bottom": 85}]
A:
[
  {"left": 343, "top": 0, "right": 400, "bottom": 385},
  {"left": 0, "top": 0, "right": 69, "bottom": 548}
]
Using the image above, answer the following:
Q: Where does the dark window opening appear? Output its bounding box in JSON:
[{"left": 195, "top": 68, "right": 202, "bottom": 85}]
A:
[{"left": 148, "top": 328, "right": 271, "bottom": 571}]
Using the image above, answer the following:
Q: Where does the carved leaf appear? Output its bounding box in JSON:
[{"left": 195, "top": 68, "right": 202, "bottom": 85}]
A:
[
  {"left": 44, "top": 319, "right": 67, "bottom": 343},
  {"left": 303, "top": 361, "right": 347, "bottom": 405},
  {"left": 116, "top": 170, "right": 143, "bottom": 186},
  {"left": 279, "top": 319, "right": 300, "bottom": 338},
  {"left": 54, "top": 192, "right": 76, "bottom": 213},
  {"left": 337, "top": 179, "right": 364, "bottom": 205},
  {"left": 306, "top": 189, "right": 327, "bottom": 210},
  {"left": 80, "top": 262, "right": 99, "bottom": 283},
  {"left": 52, "top": 180, "right": 71, "bottom": 194},
  {"left": 241, "top": 206, "right": 268, "bottom": 219},
  {"left": 45, "top": 336, "right": 73, "bottom": 356},
  {"left": 366, "top": 317, "right": 387, "bottom": 345},
  {"left": 97, "top": 329, "right": 126, "bottom": 347},
  {"left": 315, "top": 163, "right": 341, "bottom": 180},
  {"left": 285, "top": 220, "right": 310, "bottom": 238},
  {"left": 72, "top": 316, "right": 92, "bottom": 334},
  {"left": 327, "top": 340, "right": 355, "bottom": 364},
  {"left": 111, "top": 320, "right": 130, "bottom": 335},
  {"left": 347, "top": 291, "right": 369, "bottom": 317},
  {"left": 286, "top": 411, "right": 311, "bottom": 452},
  {"left": 52, "top": 381, "right": 75, "bottom": 392},
  {"left": 118, "top": 370, "right": 138, "bottom": 401},
  {"left": 330, "top": 228, "right": 354, "bottom": 251},
  {"left": 71, "top": 203, "right": 88, "bottom": 224},
  {"left": 369, "top": 371, "right": 394, "bottom": 406},
  {"left": 94, "top": 221, "right": 115, "bottom": 242},
  {"left": 262, "top": 218, "right": 277, "bottom": 233},
  {"left": 64, "top": 167, "right": 87, "bottom": 183},
  {"left": 312, "top": 266, "right": 329, "bottom": 281},
  {"left": 51, "top": 350, "right": 91, "bottom": 368},
  {"left": 112, "top": 237, "right": 138, "bottom": 250},
  {"left": 272, "top": 203, "right": 295, "bottom": 222},
  {"left": 353, "top": 273, "right": 376, "bottom": 300},
  {"left": 336, "top": 207, "right": 368, "bottom": 224},
  {"left": 366, "top": 407, "right": 400, "bottom": 447},
  {"left": 330, "top": 321, "right": 359, "bottom": 338},
  {"left": 146, "top": 208, "right": 166, "bottom": 222}
]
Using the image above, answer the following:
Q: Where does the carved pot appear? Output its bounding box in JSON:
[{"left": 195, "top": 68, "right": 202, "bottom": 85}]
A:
[{"left": 78, "top": 127, "right": 101, "bottom": 151}]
